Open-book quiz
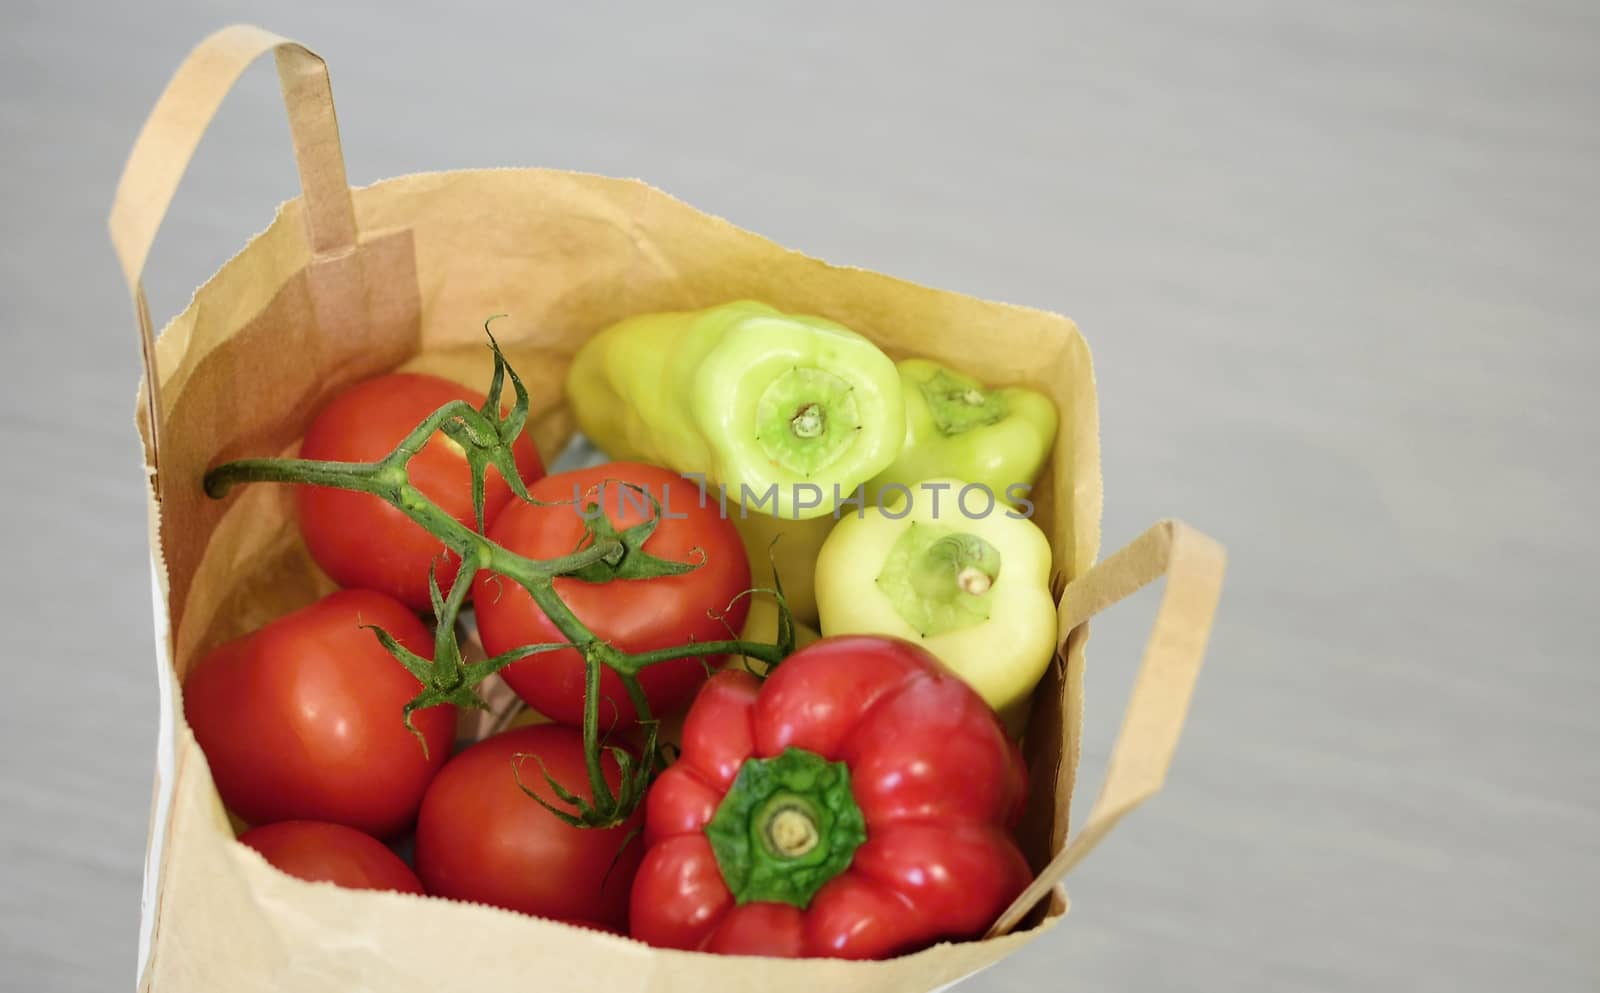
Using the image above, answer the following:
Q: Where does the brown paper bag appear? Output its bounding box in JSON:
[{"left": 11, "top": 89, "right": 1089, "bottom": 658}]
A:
[{"left": 112, "top": 26, "right": 1226, "bottom": 993}]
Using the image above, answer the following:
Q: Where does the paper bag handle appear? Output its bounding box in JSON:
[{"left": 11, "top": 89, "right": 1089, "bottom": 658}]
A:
[
  {"left": 988, "top": 519, "right": 1226, "bottom": 937},
  {"left": 108, "top": 24, "right": 356, "bottom": 472}
]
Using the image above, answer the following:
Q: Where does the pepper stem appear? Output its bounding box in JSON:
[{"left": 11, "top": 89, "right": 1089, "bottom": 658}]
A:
[
  {"left": 704, "top": 748, "right": 866, "bottom": 908},
  {"left": 879, "top": 524, "right": 1002, "bottom": 637},
  {"left": 755, "top": 367, "right": 860, "bottom": 477},
  {"left": 761, "top": 798, "right": 821, "bottom": 857},
  {"left": 918, "top": 367, "right": 1010, "bottom": 436},
  {"left": 790, "top": 403, "right": 825, "bottom": 439},
  {"left": 908, "top": 532, "right": 1002, "bottom": 602},
  {"left": 956, "top": 565, "right": 993, "bottom": 595}
]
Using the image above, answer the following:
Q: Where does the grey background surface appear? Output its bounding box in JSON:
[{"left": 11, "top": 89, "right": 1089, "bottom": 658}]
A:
[{"left": 2, "top": 1, "right": 1595, "bottom": 990}]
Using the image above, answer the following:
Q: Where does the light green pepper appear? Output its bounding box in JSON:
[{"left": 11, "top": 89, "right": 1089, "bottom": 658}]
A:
[
  {"left": 815, "top": 477, "right": 1057, "bottom": 729},
  {"left": 865, "top": 359, "right": 1057, "bottom": 507},
  {"left": 567, "top": 301, "right": 903, "bottom": 521},
  {"left": 733, "top": 358, "right": 1058, "bottom": 625}
]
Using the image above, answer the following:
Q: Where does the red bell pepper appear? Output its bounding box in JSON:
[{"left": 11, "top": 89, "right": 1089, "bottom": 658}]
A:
[{"left": 629, "top": 635, "right": 1033, "bottom": 959}]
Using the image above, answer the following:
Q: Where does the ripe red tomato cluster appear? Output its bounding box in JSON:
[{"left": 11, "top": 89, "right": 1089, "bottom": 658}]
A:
[
  {"left": 184, "top": 370, "right": 1032, "bottom": 958},
  {"left": 184, "top": 373, "right": 750, "bottom": 929}
]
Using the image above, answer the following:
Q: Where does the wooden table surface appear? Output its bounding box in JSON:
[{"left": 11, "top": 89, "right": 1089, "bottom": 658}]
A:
[{"left": 1, "top": 1, "right": 1594, "bottom": 990}]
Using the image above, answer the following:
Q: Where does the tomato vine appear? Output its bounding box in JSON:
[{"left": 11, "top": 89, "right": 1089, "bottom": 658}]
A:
[{"left": 203, "top": 327, "right": 795, "bottom": 828}]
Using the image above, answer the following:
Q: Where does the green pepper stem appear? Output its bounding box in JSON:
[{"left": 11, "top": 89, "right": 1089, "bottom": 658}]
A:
[
  {"left": 704, "top": 748, "right": 866, "bottom": 908},
  {"left": 754, "top": 366, "right": 861, "bottom": 477},
  {"left": 761, "top": 799, "right": 821, "bottom": 857},
  {"left": 876, "top": 524, "right": 1001, "bottom": 637},
  {"left": 918, "top": 367, "right": 1010, "bottom": 436},
  {"left": 790, "top": 403, "right": 825, "bottom": 439},
  {"left": 909, "top": 533, "right": 1002, "bottom": 602}
]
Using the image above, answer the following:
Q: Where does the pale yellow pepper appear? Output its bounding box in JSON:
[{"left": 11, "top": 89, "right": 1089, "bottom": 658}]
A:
[{"left": 815, "top": 477, "right": 1056, "bottom": 728}]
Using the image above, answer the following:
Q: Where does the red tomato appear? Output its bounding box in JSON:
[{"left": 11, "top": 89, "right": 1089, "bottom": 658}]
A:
[
  {"left": 183, "top": 589, "right": 455, "bottom": 838},
  {"left": 473, "top": 462, "right": 751, "bottom": 727},
  {"left": 297, "top": 372, "right": 545, "bottom": 611},
  {"left": 413, "top": 724, "right": 642, "bottom": 929},
  {"left": 237, "top": 820, "right": 424, "bottom": 894}
]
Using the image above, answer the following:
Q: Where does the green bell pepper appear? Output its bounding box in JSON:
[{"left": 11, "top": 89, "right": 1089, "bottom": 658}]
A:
[
  {"left": 814, "top": 476, "right": 1057, "bottom": 729},
  {"left": 567, "top": 301, "right": 904, "bottom": 521},
  {"left": 865, "top": 359, "right": 1057, "bottom": 506}
]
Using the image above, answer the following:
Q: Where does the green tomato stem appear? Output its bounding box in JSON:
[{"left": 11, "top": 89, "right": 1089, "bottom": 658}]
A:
[
  {"left": 200, "top": 339, "right": 795, "bottom": 829},
  {"left": 614, "top": 638, "right": 787, "bottom": 674},
  {"left": 206, "top": 456, "right": 618, "bottom": 581},
  {"left": 581, "top": 649, "right": 613, "bottom": 810}
]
